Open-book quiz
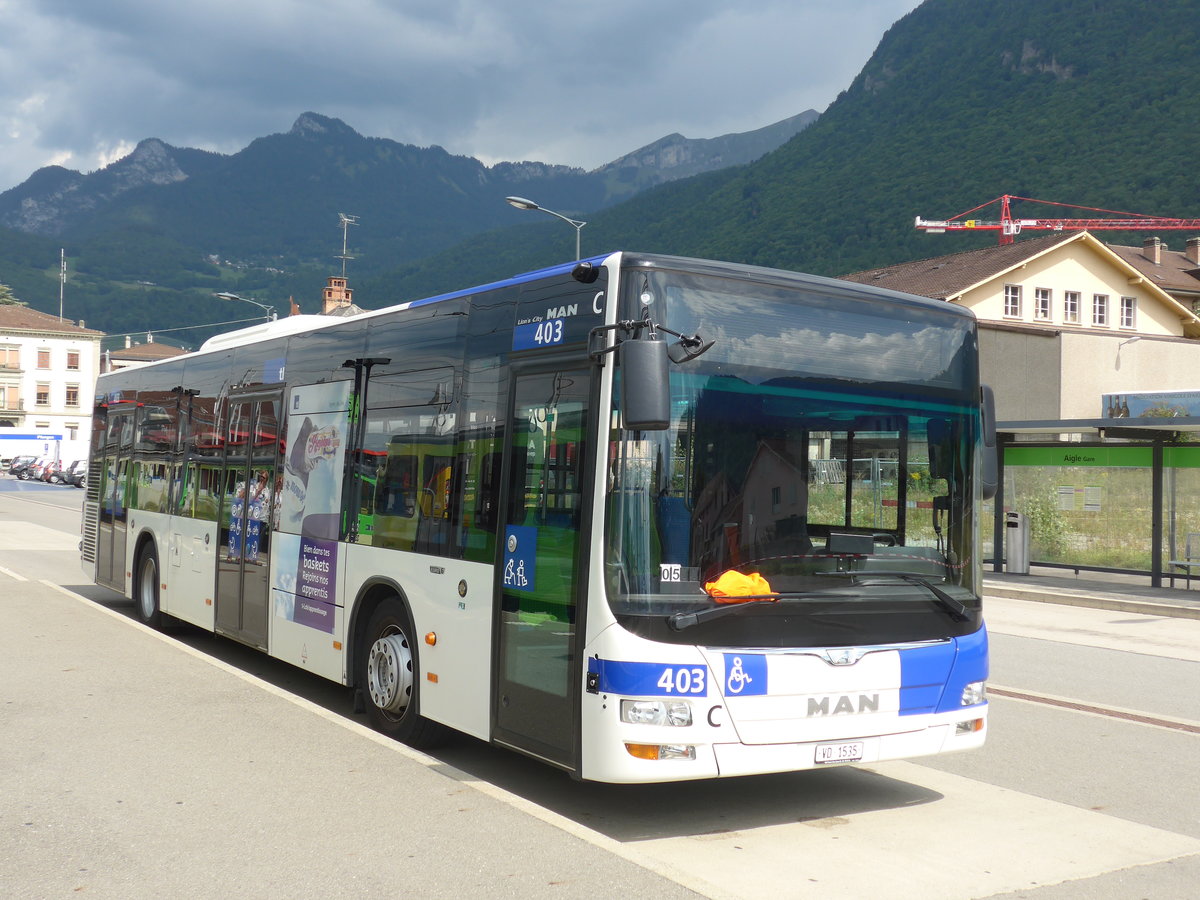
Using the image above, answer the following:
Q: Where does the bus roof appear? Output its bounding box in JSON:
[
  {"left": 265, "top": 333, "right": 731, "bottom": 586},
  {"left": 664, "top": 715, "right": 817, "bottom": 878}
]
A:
[{"left": 171, "top": 250, "right": 972, "bottom": 362}]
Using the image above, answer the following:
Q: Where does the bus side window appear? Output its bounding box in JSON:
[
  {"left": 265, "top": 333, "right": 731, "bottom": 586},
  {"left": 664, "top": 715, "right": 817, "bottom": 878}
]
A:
[{"left": 475, "top": 452, "right": 502, "bottom": 532}]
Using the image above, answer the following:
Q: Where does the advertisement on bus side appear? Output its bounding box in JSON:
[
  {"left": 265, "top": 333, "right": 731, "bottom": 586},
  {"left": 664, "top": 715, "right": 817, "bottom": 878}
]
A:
[{"left": 272, "top": 381, "right": 352, "bottom": 634}]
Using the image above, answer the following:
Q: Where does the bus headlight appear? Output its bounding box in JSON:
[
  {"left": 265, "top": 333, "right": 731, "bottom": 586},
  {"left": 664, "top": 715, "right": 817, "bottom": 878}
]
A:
[
  {"left": 621, "top": 699, "right": 693, "bottom": 727},
  {"left": 960, "top": 681, "right": 986, "bottom": 706}
]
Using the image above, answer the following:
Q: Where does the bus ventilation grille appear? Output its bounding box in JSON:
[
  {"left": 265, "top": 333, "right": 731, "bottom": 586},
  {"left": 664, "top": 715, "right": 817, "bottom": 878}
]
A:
[{"left": 81, "top": 501, "right": 99, "bottom": 564}]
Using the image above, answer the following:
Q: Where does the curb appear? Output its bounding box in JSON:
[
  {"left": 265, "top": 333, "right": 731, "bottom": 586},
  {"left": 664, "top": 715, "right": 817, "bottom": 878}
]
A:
[{"left": 984, "top": 584, "right": 1200, "bottom": 621}]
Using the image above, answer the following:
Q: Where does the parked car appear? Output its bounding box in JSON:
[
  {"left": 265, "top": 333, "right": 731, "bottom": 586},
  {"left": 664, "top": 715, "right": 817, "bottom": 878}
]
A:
[
  {"left": 16, "top": 458, "right": 50, "bottom": 480},
  {"left": 7, "top": 455, "right": 37, "bottom": 477},
  {"left": 63, "top": 460, "right": 88, "bottom": 488},
  {"left": 40, "top": 460, "right": 64, "bottom": 483}
]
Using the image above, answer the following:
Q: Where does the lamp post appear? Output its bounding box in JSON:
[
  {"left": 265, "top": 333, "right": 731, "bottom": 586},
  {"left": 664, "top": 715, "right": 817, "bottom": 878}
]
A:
[
  {"left": 215, "top": 291, "right": 277, "bottom": 322},
  {"left": 505, "top": 196, "right": 586, "bottom": 260}
]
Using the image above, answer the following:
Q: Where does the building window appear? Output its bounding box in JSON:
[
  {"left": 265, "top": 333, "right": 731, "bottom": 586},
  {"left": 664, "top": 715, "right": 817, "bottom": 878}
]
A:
[
  {"left": 1034, "top": 288, "right": 1051, "bottom": 321},
  {"left": 1, "top": 385, "right": 17, "bottom": 411},
  {"left": 1120, "top": 296, "right": 1137, "bottom": 329},
  {"left": 66, "top": 350, "right": 80, "bottom": 371},
  {"left": 35, "top": 383, "right": 50, "bottom": 406},
  {"left": 1093, "top": 294, "right": 1109, "bottom": 327},
  {"left": 1064, "top": 291, "right": 1080, "bottom": 324},
  {"left": 65, "top": 384, "right": 80, "bottom": 408},
  {"left": 66, "top": 423, "right": 79, "bottom": 440},
  {"left": 1003, "top": 284, "right": 1022, "bottom": 318},
  {"left": 37, "top": 348, "right": 51, "bottom": 369},
  {"left": 0, "top": 346, "right": 18, "bottom": 370}
]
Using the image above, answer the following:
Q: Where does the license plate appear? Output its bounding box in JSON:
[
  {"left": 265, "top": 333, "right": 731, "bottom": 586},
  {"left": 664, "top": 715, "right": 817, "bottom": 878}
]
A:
[{"left": 815, "top": 741, "right": 865, "bottom": 764}]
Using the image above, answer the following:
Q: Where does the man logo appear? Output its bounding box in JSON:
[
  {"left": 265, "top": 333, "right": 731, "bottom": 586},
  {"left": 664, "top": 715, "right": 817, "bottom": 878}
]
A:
[{"left": 807, "top": 694, "right": 880, "bottom": 716}]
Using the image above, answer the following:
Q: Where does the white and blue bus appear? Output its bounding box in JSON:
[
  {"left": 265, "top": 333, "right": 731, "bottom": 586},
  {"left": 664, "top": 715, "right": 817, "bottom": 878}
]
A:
[{"left": 82, "top": 252, "right": 995, "bottom": 783}]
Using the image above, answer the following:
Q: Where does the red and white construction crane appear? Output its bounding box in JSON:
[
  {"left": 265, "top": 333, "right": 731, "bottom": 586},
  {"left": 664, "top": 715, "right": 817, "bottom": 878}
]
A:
[{"left": 915, "top": 194, "right": 1200, "bottom": 245}]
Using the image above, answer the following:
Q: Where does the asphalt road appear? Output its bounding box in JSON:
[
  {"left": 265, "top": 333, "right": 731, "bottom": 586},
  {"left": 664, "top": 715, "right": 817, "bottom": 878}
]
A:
[{"left": 3, "top": 479, "right": 1198, "bottom": 899}]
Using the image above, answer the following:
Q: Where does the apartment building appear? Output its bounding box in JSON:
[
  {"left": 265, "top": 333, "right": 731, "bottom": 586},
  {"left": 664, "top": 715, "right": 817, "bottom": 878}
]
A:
[{"left": 0, "top": 305, "right": 102, "bottom": 459}]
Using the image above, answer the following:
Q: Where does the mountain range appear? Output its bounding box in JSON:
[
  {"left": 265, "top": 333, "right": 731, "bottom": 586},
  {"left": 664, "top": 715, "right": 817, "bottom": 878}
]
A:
[
  {"left": 0, "top": 110, "right": 815, "bottom": 266},
  {"left": 2, "top": 0, "right": 1200, "bottom": 347}
]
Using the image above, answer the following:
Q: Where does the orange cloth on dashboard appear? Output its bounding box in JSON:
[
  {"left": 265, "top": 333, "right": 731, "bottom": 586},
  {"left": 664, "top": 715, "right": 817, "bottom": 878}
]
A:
[{"left": 704, "top": 570, "right": 777, "bottom": 604}]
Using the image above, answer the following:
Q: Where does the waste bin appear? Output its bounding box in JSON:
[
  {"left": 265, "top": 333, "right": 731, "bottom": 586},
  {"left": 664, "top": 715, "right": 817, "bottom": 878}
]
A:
[{"left": 1005, "top": 510, "right": 1030, "bottom": 574}]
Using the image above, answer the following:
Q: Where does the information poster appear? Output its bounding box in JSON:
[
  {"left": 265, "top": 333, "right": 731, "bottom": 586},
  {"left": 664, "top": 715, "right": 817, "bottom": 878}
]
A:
[{"left": 273, "top": 381, "right": 352, "bottom": 634}]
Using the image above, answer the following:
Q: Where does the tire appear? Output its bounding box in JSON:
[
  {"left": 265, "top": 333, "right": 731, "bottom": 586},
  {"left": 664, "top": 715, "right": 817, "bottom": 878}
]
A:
[
  {"left": 359, "top": 600, "right": 448, "bottom": 749},
  {"left": 133, "top": 544, "right": 163, "bottom": 629}
]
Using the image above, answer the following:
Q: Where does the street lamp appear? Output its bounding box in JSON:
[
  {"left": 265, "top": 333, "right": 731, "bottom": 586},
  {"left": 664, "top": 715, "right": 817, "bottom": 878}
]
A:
[
  {"left": 215, "top": 291, "right": 277, "bottom": 322},
  {"left": 505, "top": 196, "right": 586, "bottom": 260}
]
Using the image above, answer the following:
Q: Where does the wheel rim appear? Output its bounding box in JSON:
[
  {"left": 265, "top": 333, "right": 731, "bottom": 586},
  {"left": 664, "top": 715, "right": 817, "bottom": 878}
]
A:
[
  {"left": 138, "top": 555, "right": 157, "bottom": 620},
  {"left": 367, "top": 627, "right": 413, "bottom": 715}
]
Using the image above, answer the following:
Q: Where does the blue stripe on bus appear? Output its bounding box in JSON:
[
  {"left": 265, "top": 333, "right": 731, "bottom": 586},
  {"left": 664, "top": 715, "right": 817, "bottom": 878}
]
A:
[
  {"left": 403, "top": 254, "right": 610, "bottom": 311},
  {"left": 587, "top": 658, "right": 709, "bottom": 696},
  {"left": 898, "top": 627, "right": 989, "bottom": 715}
]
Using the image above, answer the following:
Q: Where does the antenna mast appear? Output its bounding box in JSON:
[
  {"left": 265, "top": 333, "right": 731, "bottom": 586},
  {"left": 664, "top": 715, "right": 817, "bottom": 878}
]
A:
[
  {"left": 59, "top": 249, "right": 66, "bottom": 321},
  {"left": 337, "top": 213, "right": 358, "bottom": 278}
]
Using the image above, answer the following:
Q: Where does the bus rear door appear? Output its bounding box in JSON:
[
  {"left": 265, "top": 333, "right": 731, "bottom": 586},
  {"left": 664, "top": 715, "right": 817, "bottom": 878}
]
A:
[{"left": 95, "top": 406, "right": 134, "bottom": 590}]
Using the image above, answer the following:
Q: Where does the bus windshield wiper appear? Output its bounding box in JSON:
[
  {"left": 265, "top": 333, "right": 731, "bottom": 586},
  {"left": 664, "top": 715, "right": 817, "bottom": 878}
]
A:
[
  {"left": 667, "top": 593, "right": 820, "bottom": 631},
  {"left": 816, "top": 571, "right": 970, "bottom": 621}
]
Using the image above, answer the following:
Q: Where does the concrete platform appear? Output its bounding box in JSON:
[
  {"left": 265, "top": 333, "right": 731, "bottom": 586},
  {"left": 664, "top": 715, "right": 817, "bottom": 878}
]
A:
[{"left": 984, "top": 565, "right": 1200, "bottom": 620}]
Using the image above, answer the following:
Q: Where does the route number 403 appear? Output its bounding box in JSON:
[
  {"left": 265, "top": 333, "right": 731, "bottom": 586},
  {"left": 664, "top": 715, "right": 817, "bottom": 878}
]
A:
[
  {"left": 657, "top": 666, "right": 706, "bottom": 695},
  {"left": 534, "top": 319, "right": 564, "bottom": 346}
]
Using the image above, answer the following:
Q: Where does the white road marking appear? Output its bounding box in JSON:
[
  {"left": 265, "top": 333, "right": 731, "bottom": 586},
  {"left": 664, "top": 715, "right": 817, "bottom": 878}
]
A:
[{"left": 0, "top": 564, "right": 27, "bottom": 581}]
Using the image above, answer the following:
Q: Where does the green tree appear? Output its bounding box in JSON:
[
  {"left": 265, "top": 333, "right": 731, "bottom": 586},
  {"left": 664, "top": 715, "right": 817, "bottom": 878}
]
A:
[{"left": 0, "top": 283, "right": 28, "bottom": 306}]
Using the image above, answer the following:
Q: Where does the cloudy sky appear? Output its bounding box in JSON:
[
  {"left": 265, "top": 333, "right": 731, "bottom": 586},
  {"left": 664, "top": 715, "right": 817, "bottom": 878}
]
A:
[{"left": 0, "top": 0, "right": 920, "bottom": 193}]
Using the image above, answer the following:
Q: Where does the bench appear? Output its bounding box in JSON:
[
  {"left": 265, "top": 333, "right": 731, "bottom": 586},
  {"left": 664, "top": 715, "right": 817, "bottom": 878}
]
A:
[{"left": 1168, "top": 532, "right": 1200, "bottom": 589}]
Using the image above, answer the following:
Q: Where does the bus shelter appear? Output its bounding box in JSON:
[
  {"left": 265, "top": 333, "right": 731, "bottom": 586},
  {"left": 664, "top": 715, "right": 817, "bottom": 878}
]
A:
[{"left": 989, "top": 416, "right": 1200, "bottom": 588}]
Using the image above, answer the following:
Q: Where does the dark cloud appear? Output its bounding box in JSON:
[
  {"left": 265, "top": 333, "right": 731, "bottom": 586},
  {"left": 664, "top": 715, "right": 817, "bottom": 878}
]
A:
[{"left": 0, "top": 0, "right": 920, "bottom": 191}]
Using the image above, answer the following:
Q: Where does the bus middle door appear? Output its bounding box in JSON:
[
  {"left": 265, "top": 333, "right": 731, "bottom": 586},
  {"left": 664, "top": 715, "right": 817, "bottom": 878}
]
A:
[{"left": 215, "top": 391, "right": 281, "bottom": 650}]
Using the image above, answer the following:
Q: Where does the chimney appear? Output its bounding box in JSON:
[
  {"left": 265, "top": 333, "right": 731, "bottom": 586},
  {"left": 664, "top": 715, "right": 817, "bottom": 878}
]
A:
[
  {"left": 1187, "top": 237, "right": 1200, "bottom": 266},
  {"left": 125, "top": 335, "right": 131, "bottom": 349},
  {"left": 289, "top": 296, "right": 301, "bottom": 316},
  {"left": 1143, "top": 236, "right": 1162, "bottom": 265},
  {"left": 322, "top": 276, "right": 353, "bottom": 315}
]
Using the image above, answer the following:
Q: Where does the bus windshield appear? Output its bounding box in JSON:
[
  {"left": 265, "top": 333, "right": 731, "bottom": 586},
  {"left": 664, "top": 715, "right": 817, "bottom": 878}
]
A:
[{"left": 606, "top": 265, "right": 982, "bottom": 648}]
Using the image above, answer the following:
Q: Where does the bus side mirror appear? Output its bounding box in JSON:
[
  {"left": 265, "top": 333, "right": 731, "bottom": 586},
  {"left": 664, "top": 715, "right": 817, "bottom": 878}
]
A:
[
  {"left": 980, "top": 384, "right": 998, "bottom": 501},
  {"left": 619, "top": 337, "right": 670, "bottom": 430}
]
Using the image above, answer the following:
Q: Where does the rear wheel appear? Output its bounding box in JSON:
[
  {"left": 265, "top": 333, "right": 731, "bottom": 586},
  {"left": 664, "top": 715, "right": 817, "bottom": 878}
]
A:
[
  {"left": 359, "top": 600, "right": 448, "bottom": 749},
  {"left": 133, "top": 545, "right": 162, "bottom": 628}
]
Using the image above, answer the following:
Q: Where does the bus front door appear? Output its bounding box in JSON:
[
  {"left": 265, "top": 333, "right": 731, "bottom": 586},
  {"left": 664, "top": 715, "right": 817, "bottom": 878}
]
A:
[
  {"left": 96, "top": 409, "right": 134, "bottom": 591},
  {"left": 215, "top": 393, "right": 281, "bottom": 650},
  {"left": 494, "top": 367, "right": 591, "bottom": 769}
]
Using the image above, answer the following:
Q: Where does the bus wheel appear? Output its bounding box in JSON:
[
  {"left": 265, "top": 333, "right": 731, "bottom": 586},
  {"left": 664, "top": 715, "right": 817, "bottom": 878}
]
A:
[
  {"left": 134, "top": 544, "right": 162, "bottom": 629},
  {"left": 360, "top": 601, "right": 448, "bottom": 749}
]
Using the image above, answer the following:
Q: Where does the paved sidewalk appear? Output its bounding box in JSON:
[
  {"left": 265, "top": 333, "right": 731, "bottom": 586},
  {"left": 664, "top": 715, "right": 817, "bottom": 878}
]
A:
[
  {"left": 984, "top": 566, "right": 1200, "bottom": 620},
  {"left": 0, "top": 580, "right": 704, "bottom": 900}
]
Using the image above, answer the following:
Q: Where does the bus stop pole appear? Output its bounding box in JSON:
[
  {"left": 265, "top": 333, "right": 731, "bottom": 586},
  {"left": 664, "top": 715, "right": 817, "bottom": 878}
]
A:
[
  {"left": 1151, "top": 441, "right": 1163, "bottom": 588},
  {"left": 992, "top": 434, "right": 1006, "bottom": 573}
]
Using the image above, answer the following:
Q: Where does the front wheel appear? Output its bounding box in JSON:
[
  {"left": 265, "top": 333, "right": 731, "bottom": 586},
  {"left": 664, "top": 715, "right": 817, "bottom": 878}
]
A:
[
  {"left": 359, "top": 600, "right": 448, "bottom": 749},
  {"left": 133, "top": 545, "right": 163, "bottom": 628}
]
